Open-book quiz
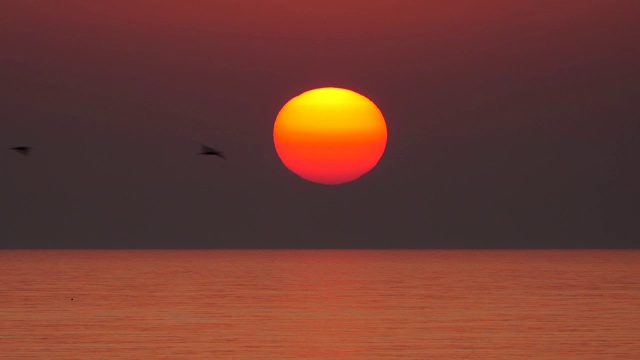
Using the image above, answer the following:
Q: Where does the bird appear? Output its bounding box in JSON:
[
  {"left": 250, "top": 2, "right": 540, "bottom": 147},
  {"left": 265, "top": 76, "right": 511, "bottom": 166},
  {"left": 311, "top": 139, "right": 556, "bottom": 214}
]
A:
[
  {"left": 10, "top": 146, "right": 31, "bottom": 156},
  {"left": 200, "top": 144, "right": 225, "bottom": 159}
]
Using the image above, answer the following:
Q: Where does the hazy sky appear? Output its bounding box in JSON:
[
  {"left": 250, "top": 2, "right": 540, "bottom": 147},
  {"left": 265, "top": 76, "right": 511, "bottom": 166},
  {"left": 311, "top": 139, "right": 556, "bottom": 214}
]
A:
[{"left": 2, "top": 1, "right": 639, "bottom": 248}]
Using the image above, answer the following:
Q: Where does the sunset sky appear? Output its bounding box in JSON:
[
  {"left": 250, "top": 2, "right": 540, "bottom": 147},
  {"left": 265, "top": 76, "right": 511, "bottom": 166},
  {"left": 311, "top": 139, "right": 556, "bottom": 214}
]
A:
[{"left": 2, "top": 1, "right": 638, "bottom": 248}]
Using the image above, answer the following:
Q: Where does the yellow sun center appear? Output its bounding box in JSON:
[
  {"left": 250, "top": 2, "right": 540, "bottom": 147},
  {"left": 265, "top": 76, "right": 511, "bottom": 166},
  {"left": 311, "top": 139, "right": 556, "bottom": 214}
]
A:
[{"left": 273, "top": 87, "right": 387, "bottom": 185}]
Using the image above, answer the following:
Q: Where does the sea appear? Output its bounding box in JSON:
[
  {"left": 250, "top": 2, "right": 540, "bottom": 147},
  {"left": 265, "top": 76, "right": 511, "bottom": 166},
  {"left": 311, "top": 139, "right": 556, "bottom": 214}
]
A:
[{"left": 0, "top": 250, "right": 638, "bottom": 359}]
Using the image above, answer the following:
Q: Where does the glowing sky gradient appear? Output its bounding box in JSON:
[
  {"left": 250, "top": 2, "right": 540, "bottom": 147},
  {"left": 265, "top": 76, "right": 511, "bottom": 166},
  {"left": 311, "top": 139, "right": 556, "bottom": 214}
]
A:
[{"left": 1, "top": 1, "right": 638, "bottom": 248}]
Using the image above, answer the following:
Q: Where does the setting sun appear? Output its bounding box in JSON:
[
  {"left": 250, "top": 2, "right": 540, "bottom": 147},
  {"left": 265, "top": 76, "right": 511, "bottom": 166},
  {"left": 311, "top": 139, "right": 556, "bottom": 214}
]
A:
[{"left": 273, "top": 87, "right": 387, "bottom": 185}]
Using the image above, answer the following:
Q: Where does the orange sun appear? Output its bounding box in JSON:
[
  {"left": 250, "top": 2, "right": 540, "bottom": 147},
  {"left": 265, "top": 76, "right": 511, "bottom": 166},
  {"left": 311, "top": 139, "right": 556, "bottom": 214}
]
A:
[{"left": 273, "top": 87, "right": 387, "bottom": 185}]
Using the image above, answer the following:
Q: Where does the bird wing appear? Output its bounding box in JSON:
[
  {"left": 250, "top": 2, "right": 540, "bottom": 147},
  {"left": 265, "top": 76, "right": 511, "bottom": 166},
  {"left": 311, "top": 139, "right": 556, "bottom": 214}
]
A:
[
  {"left": 201, "top": 144, "right": 212, "bottom": 152},
  {"left": 11, "top": 147, "right": 31, "bottom": 156}
]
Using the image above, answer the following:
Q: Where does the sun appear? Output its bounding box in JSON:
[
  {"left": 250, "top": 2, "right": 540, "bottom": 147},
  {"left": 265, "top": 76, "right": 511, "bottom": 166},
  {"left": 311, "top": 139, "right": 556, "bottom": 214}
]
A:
[{"left": 273, "top": 87, "right": 387, "bottom": 185}]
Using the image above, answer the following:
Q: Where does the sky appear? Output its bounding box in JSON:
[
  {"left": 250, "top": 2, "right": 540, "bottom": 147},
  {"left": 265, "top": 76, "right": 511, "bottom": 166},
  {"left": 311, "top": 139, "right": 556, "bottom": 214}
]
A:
[{"left": 2, "top": 0, "right": 639, "bottom": 248}]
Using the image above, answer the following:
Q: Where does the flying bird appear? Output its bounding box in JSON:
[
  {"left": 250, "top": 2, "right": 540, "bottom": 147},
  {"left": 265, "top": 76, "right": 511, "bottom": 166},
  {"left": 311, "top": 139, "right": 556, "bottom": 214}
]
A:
[
  {"left": 200, "top": 144, "right": 225, "bottom": 159},
  {"left": 10, "top": 146, "right": 31, "bottom": 156}
]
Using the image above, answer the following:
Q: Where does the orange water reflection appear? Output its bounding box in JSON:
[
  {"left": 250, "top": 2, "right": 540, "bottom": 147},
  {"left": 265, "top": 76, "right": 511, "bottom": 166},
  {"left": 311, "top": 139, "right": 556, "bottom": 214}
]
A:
[{"left": 0, "top": 250, "right": 638, "bottom": 358}]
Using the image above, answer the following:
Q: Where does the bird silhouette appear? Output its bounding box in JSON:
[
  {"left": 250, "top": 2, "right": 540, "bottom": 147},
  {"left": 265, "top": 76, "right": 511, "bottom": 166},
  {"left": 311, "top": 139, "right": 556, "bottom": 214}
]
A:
[
  {"left": 10, "top": 146, "right": 31, "bottom": 156},
  {"left": 200, "top": 144, "right": 225, "bottom": 159}
]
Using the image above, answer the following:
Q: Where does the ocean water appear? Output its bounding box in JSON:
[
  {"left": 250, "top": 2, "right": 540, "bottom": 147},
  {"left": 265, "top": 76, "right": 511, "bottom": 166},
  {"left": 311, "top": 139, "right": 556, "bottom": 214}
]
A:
[{"left": 0, "top": 250, "right": 638, "bottom": 359}]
